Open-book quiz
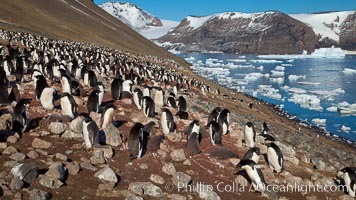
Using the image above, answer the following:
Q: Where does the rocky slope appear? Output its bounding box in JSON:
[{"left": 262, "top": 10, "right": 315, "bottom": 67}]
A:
[
  {"left": 0, "top": 29, "right": 355, "bottom": 200},
  {"left": 157, "top": 11, "right": 319, "bottom": 54},
  {"left": 0, "top": 0, "right": 186, "bottom": 66},
  {"left": 339, "top": 12, "right": 356, "bottom": 50}
]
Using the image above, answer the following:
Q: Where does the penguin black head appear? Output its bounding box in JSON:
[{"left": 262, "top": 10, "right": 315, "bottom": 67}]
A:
[
  {"left": 237, "top": 159, "right": 257, "bottom": 168},
  {"left": 193, "top": 119, "right": 200, "bottom": 125},
  {"left": 246, "top": 122, "right": 253, "bottom": 128},
  {"left": 263, "top": 122, "right": 269, "bottom": 131},
  {"left": 250, "top": 147, "right": 261, "bottom": 155},
  {"left": 79, "top": 113, "right": 92, "bottom": 123},
  {"left": 17, "top": 98, "right": 32, "bottom": 107}
]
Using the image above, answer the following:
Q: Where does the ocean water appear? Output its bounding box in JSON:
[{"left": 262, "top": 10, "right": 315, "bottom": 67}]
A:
[{"left": 177, "top": 53, "right": 356, "bottom": 142}]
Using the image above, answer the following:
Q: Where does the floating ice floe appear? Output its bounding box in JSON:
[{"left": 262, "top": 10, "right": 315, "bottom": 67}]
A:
[
  {"left": 343, "top": 68, "right": 356, "bottom": 74},
  {"left": 270, "top": 70, "right": 285, "bottom": 77},
  {"left": 185, "top": 56, "right": 195, "bottom": 62},
  {"left": 288, "top": 75, "right": 306, "bottom": 81},
  {"left": 269, "top": 77, "right": 284, "bottom": 84},
  {"left": 338, "top": 101, "right": 351, "bottom": 108},
  {"left": 256, "top": 66, "right": 264, "bottom": 71},
  {"left": 274, "top": 66, "right": 285, "bottom": 71},
  {"left": 297, "top": 81, "right": 320, "bottom": 85},
  {"left": 250, "top": 59, "right": 283, "bottom": 63},
  {"left": 281, "top": 63, "right": 293, "bottom": 66},
  {"left": 338, "top": 103, "right": 356, "bottom": 115},
  {"left": 327, "top": 106, "right": 338, "bottom": 112},
  {"left": 288, "top": 94, "right": 323, "bottom": 111},
  {"left": 258, "top": 48, "right": 345, "bottom": 59},
  {"left": 309, "top": 88, "right": 345, "bottom": 100},
  {"left": 288, "top": 87, "right": 307, "bottom": 94},
  {"left": 257, "top": 85, "right": 282, "bottom": 100},
  {"left": 245, "top": 73, "right": 269, "bottom": 81},
  {"left": 341, "top": 125, "right": 351, "bottom": 133},
  {"left": 226, "top": 59, "right": 247, "bottom": 63},
  {"left": 312, "top": 118, "right": 327, "bottom": 126}
]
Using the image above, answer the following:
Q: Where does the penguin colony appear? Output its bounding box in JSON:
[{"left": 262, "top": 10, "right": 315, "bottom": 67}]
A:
[{"left": 0, "top": 28, "right": 354, "bottom": 198}]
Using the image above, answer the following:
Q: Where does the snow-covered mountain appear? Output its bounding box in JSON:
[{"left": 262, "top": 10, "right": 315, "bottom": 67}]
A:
[
  {"left": 290, "top": 11, "right": 355, "bottom": 43},
  {"left": 99, "top": 2, "right": 179, "bottom": 39}
]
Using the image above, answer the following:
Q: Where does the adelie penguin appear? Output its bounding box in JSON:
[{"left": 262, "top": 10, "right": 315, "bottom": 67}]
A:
[
  {"left": 237, "top": 159, "right": 266, "bottom": 192},
  {"left": 121, "top": 80, "right": 133, "bottom": 99},
  {"left": 259, "top": 122, "right": 275, "bottom": 142},
  {"left": 206, "top": 107, "right": 222, "bottom": 127},
  {"left": 111, "top": 77, "right": 123, "bottom": 100},
  {"left": 133, "top": 88, "right": 143, "bottom": 110},
  {"left": 166, "top": 96, "right": 177, "bottom": 108},
  {"left": 186, "top": 120, "right": 200, "bottom": 142},
  {"left": 128, "top": 123, "right": 145, "bottom": 161},
  {"left": 337, "top": 167, "right": 356, "bottom": 197},
  {"left": 12, "top": 98, "right": 32, "bottom": 133},
  {"left": 142, "top": 96, "right": 155, "bottom": 117},
  {"left": 101, "top": 103, "right": 116, "bottom": 129},
  {"left": 97, "top": 82, "right": 104, "bottom": 106},
  {"left": 209, "top": 121, "right": 222, "bottom": 146},
  {"left": 161, "top": 108, "right": 175, "bottom": 135},
  {"left": 60, "top": 92, "right": 77, "bottom": 119},
  {"left": 175, "top": 111, "right": 189, "bottom": 120},
  {"left": 187, "top": 132, "right": 201, "bottom": 156},
  {"left": 217, "top": 109, "right": 230, "bottom": 135},
  {"left": 244, "top": 122, "right": 256, "bottom": 148},
  {"left": 243, "top": 147, "right": 261, "bottom": 164},
  {"left": 87, "top": 89, "right": 100, "bottom": 113},
  {"left": 154, "top": 87, "right": 164, "bottom": 108},
  {"left": 40, "top": 87, "right": 58, "bottom": 111},
  {"left": 177, "top": 96, "right": 187, "bottom": 112},
  {"left": 35, "top": 75, "right": 48, "bottom": 100},
  {"left": 81, "top": 113, "right": 100, "bottom": 149},
  {"left": 266, "top": 142, "right": 284, "bottom": 173}
]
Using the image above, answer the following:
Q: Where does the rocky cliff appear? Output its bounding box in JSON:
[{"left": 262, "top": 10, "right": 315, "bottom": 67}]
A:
[
  {"left": 340, "top": 12, "right": 356, "bottom": 50},
  {"left": 158, "top": 11, "right": 319, "bottom": 54}
]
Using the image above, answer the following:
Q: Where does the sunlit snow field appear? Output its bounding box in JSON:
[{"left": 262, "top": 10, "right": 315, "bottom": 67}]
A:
[{"left": 178, "top": 53, "right": 356, "bottom": 142}]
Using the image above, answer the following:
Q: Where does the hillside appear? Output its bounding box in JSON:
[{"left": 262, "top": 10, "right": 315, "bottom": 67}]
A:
[
  {"left": 99, "top": 2, "right": 179, "bottom": 39},
  {"left": 0, "top": 0, "right": 187, "bottom": 66}
]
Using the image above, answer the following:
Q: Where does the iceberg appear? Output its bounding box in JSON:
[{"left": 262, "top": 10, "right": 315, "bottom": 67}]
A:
[
  {"left": 274, "top": 66, "right": 285, "bottom": 71},
  {"left": 245, "top": 73, "right": 269, "bottom": 81},
  {"left": 341, "top": 125, "right": 351, "bottom": 133},
  {"left": 310, "top": 47, "right": 345, "bottom": 58},
  {"left": 250, "top": 59, "right": 283, "bottom": 63},
  {"left": 343, "top": 68, "right": 356, "bottom": 74},
  {"left": 312, "top": 118, "right": 327, "bottom": 126},
  {"left": 288, "top": 94, "right": 323, "bottom": 111},
  {"left": 270, "top": 70, "right": 285, "bottom": 77},
  {"left": 288, "top": 75, "right": 306, "bottom": 81},
  {"left": 257, "top": 85, "right": 282, "bottom": 100},
  {"left": 269, "top": 77, "right": 284, "bottom": 84},
  {"left": 327, "top": 106, "right": 338, "bottom": 112}
]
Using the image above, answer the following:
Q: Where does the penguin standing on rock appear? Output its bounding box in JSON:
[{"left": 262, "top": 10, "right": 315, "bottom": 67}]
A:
[
  {"left": 142, "top": 96, "right": 155, "bottom": 117},
  {"left": 35, "top": 75, "right": 48, "bottom": 100},
  {"left": 243, "top": 147, "right": 261, "bottom": 164},
  {"left": 186, "top": 120, "right": 200, "bottom": 142},
  {"left": 12, "top": 98, "right": 32, "bottom": 133},
  {"left": 187, "top": 132, "right": 201, "bottom": 156},
  {"left": 60, "top": 92, "right": 77, "bottom": 119},
  {"left": 40, "top": 87, "right": 58, "bottom": 111},
  {"left": 0, "top": 72, "right": 9, "bottom": 104},
  {"left": 101, "top": 103, "right": 116, "bottom": 129},
  {"left": 97, "top": 82, "right": 104, "bottom": 106},
  {"left": 217, "top": 109, "right": 230, "bottom": 135},
  {"left": 128, "top": 123, "right": 145, "bottom": 161},
  {"left": 81, "top": 113, "right": 100, "bottom": 149},
  {"left": 260, "top": 122, "right": 275, "bottom": 142},
  {"left": 87, "top": 89, "right": 100, "bottom": 113},
  {"left": 337, "top": 167, "right": 356, "bottom": 197},
  {"left": 111, "top": 77, "right": 122, "bottom": 100},
  {"left": 206, "top": 107, "right": 221, "bottom": 127},
  {"left": 166, "top": 96, "right": 177, "bottom": 108},
  {"left": 161, "top": 108, "right": 175, "bottom": 135},
  {"left": 244, "top": 122, "right": 256, "bottom": 148},
  {"left": 121, "top": 80, "right": 133, "bottom": 99},
  {"left": 266, "top": 142, "right": 284, "bottom": 173},
  {"left": 209, "top": 121, "right": 222, "bottom": 145},
  {"left": 176, "top": 111, "right": 189, "bottom": 120},
  {"left": 177, "top": 96, "right": 187, "bottom": 112},
  {"left": 237, "top": 159, "right": 266, "bottom": 192},
  {"left": 133, "top": 88, "right": 143, "bottom": 110}
]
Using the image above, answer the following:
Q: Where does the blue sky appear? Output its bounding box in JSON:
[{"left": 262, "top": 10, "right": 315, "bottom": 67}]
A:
[{"left": 94, "top": 0, "right": 356, "bottom": 21}]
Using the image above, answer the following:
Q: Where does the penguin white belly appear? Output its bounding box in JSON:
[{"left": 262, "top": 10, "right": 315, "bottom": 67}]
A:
[
  {"left": 268, "top": 148, "right": 281, "bottom": 173},
  {"left": 53, "top": 66, "right": 60, "bottom": 78},
  {"left": 102, "top": 109, "right": 114, "bottom": 129},
  {"left": 209, "top": 126, "right": 214, "bottom": 144},
  {"left": 246, "top": 168, "right": 264, "bottom": 191},
  {"left": 344, "top": 173, "right": 356, "bottom": 197},
  {"left": 98, "top": 91, "right": 104, "bottom": 106},
  {"left": 245, "top": 130, "right": 255, "bottom": 147},
  {"left": 133, "top": 93, "right": 142, "bottom": 110},
  {"left": 222, "top": 123, "right": 228, "bottom": 135},
  {"left": 4, "top": 63, "right": 11, "bottom": 76},
  {"left": 61, "top": 98, "right": 74, "bottom": 118},
  {"left": 143, "top": 89, "right": 150, "bottom": 97},
  {"left": 252, "top": 152, "right": 260, "bottom": 164},
  {"left": 154, "top": 92, "right": 163, "bottom": 107},
  {"left": 62, "top": 79, "right": 71, "bottom": 94},
  {"left": 83, "top": 73, "right": 89, "bottom": 86},
  {"left": 82, "top": 122, "right": 92, "bottom": 149},
  {"left": 192, "top": 124, "right": 200, "bottom": 135},
  {"left": 161, "top": 112, "right": 169, "bottom": 134},
  {"left": 40, "top": 88, "right": 55, "bottom": 110}
]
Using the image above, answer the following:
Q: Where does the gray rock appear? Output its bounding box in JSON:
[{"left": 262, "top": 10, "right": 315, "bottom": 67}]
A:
[
  {"left": 103, "top": 123, "right": 122, "bottom": 147},
  {"left": 119, "top": 190, "right": 138, "bottom": 198},
  {"left": 49, "top": 122, "right": 67, "bottom": 135},
  {"left": 70, "top": 117, "right": 83, "bottom": 133},
  {"left": 0, "top": 142, "right": 7, "bottom": 149},
  {"left": 27, "top": 150, "right": 39, "bottom": 159},
  {"left": 14, "top": 192, "right": 23, "bottom": 200},
  {"left": 261, "top": 190, "right": 278, "bottom": 200},
  {"left": 170, "top": 149, "right": 186, "bottom": 162},
  {"left": 183, "top": 159, "right": 191, "bottom": 166},
  {"left": 61, "top": 130, "right": 83, "bottom": 139},
  {"left": 172, "top": 172, "right": 191, "bottom": 187},
  {"left": 94, "top": 167, "right": 118, "bottom": 183},
  {"left": 285, "top": 176, "right": 303, "bottom": 185},
  {"left": 125, "top": 196, "right": 143, "bottom": 200},
  {"left": 311, "top": 157, "right": 326, "bottom": 171},
  {"left": 10, "top": 152, "right": 26, "bottom": 161},
  {"left": 197, "top": 184, "right": 221, "bottom": 200},
  {"left": 55, "top": 153, "right": 67, "bottom": 161},
  {"left": 32, "top": 138, "right": 52, "bottom": 149},
  {"left": 35, "top": 149, "right": 48, "bottom": 156},
  {"left": 10, "top": 176, "right": 24, "bottom": 190},
  {"left": 40, "top": 131, "right": 51, "bottom": 137},
  {"left": 11, "top": 162, "right": 38, "bottom": 184},
  {"left": 168, "top": 194, "right": 187, "bottom": 200},
  {"left": 7, "top": 135, "right": 18, "bottom": 143},
  {"left": 46, "top": 162, "right": 67, "bottom": 181},
  {"left": 29, "top": 189, "right": 51, "bottom": 200},
  {"left": 0, "top": 114, "right": 12, "bottom": 130},
  {"left": 2, "top": 146, "right": 18, "bottom": 154},
  {"left": 274, "top": 141, "right": 295, "bottom": 157},
  {"left": 167, "top": 133, "right": 183, "bottom": 142},
  {"left": 139, "top": 164, "right": 148, "bottom": 170},
  {"left": 162, "top": 162, "right": 176, "bottom": 176},
  {"left": 234, "top": 175, "right": 249, "bottom": 187},
  {"left": 90, "top": 148, "right": 106, "bottom": 165},
  {"left": 39, "top": 175, "right": 63, "bottom": 189},
  {"left": 301, "top": 153, "right": 311, "bottom": 163},
  {"left": 80, "top": 161, "right": 97, "bottom": 171},
  {"left": 4, "top": 161, "right": 18, "bottom": 168},
  {"left": 98, "top": 182, "right": 116, "bottom": 191},
  {"left": 128, "top": 182, "right": 163, "bottom": 198},
  {"left": 339, "top": 195, "right": 355, "bottom": 200},
  {"left": 150, "top": 174, "right": 165, "bottom": 185},
  {"left": 65, "top": 161, "right": 80, "bottom": 175},
  {"left": 101, "top": 146, "right": 114, "bottom": 159}
]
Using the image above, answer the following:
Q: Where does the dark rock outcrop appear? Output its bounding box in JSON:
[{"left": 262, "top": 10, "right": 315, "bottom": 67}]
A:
[{"left": 340, "top": 12, "right": 356, "bottom": 50}]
